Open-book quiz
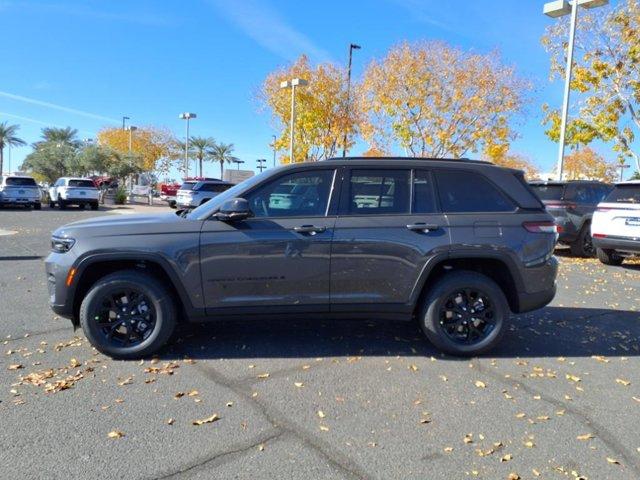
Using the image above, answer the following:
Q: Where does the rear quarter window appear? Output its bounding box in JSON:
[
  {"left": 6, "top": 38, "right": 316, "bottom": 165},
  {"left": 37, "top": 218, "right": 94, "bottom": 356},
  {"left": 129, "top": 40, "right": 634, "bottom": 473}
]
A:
[{"left": 435, "top": 170, "right": 515, "bottom": 213}]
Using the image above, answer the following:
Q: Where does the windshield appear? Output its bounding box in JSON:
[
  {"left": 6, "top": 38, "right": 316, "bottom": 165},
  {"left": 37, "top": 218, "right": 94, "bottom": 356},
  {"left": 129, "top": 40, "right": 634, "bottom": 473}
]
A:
[
  {"left": 530, "top": 184, "right": 564, "bottom": 201},
  {"left": 179, "top": 182, "right": 197, "bottom": 191},
  {"left": 68, "top": 179, "right": 96, "bottom": 188},
  {"left": 5, "top": 177, "right": 38, "bottom": 186},
  {"left": 604, "top": 185, "right": 640, "bottom": 204},
  {"left": 187, "top": 169, "right": 275, "bottom": 220}
]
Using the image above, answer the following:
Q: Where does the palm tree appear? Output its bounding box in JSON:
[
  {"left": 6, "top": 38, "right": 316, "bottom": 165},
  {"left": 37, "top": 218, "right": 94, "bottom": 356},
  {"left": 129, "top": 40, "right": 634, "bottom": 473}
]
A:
[
  {"left": 210, "top": 142, "right": 239, "bottom": 179},
  {"left": 189, "top": 136, "right": 215, "bottom": 178},
  {"left": 0, "top": 122, "right": 26, "bottom": 174},
  {"left": 35, "top": 126, "right": 80, "bottom": 148}
]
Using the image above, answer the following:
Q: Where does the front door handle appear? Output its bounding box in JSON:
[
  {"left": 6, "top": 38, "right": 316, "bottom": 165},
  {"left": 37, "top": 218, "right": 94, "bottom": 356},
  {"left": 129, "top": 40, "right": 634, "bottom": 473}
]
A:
[
  {"left": 406, "top": 223, "right": 439, "bottom": 232},
  {"left": 293, "top": 225, "right": 327, "bottom": 235}
]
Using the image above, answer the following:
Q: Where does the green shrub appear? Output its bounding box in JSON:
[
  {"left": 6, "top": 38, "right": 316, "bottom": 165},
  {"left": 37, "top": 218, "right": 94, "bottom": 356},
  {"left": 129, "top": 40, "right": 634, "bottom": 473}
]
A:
[{"left": 114, "top": 187, "right": 128, "bottom": 205}]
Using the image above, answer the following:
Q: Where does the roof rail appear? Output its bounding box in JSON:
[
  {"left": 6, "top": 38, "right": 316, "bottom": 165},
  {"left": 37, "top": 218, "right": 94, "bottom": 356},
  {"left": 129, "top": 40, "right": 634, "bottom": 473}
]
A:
[{"left": 322, "top": 156, "right": 493, "bottom": 165}]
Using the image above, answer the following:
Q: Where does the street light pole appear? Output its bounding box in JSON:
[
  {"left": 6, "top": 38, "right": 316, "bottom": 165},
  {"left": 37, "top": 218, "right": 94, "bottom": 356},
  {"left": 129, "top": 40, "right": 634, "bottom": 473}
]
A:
[
  {"left": 280, "top": 78, "right": 308, "bottom": 163},
  {"left": 126, "top": 126, "right": 137, "bottom": 152},
  {"left": 342, "top": 43, "right": 361, "bottom": 157},
  {"left": 179, "top": 113, "right": 197, "bottom": 177},
  {"left": 256, "top": 158, "right": 266, "bottom": 173},
  {"left": 122, "top": 116, "right": 130, "bottom": 131},
  {"left": 543, "top": 0, "right": 609, "bottom": 181},
  {"left": 271, "top": 134, "right": 277, "bottom": 167},
  {"left": 618, "top": 163, "right": 630, "bottom": 182}
]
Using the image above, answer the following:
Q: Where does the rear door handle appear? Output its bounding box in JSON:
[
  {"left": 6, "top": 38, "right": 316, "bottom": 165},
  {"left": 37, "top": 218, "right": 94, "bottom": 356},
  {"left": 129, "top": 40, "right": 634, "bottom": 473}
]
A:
[
  {"left": 294, "top": 225, "right": 326, "bottom": 235},
  {"left": 406, "top": 223, "right": 439, "bottom": 232}
]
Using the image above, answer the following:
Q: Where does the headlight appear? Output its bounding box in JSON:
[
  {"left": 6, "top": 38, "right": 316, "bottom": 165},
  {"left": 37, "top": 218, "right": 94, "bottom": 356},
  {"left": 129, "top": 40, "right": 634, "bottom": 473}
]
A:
[{"left": 51, "top": 236, "right": 75, "bottom": 253}]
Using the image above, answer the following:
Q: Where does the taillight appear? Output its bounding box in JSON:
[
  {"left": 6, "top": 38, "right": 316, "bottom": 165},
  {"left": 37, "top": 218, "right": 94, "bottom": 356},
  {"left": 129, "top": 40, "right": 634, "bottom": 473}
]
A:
[
  {"left": 592, "top": 233, "right": 607, "bottom": 238},
  {"left": 523, "top": 221, "right": 558, "bottom": 233}
]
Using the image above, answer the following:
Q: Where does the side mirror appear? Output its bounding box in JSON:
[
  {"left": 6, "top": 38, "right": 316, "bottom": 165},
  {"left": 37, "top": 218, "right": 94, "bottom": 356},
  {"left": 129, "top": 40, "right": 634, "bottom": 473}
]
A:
[{"left": 215, "top": 198, "right": 252, "bottom": 222}]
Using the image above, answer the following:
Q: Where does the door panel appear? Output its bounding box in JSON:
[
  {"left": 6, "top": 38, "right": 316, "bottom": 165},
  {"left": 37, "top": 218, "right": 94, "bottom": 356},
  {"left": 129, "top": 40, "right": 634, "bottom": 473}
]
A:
[
  {"left": 200, "top": 217, "right": 335, "bottom": 310},
  {"left": 199, "top": 168, "right": 337, "bottom": 312},
  {"left": 330, "top": 168, "right": 450, "bottom": 307}
]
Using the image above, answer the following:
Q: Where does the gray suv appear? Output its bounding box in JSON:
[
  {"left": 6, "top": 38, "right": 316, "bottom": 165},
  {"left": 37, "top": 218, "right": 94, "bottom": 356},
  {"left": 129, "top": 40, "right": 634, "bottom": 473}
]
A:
[{"left": 45, "top": 158, "right": 558, "bottom": 359}]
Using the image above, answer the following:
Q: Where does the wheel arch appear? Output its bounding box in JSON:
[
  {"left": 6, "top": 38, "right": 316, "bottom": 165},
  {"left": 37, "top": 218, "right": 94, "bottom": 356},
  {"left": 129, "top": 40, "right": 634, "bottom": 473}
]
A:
[
  {"left": 411, "top": 252, "right": 523, "bottom": 316},
  {"left": 70, "top": 253, "right": 194, "bottom": 325}
]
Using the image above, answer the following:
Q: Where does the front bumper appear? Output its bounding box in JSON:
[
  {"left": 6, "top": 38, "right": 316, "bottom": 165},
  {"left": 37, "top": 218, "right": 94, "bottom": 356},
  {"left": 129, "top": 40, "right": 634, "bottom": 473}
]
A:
[
  {"left": 592, "top": 236, "right": 640, "bottom": 254},
  {"left": 45, "top": 252, "right": 77, "bottom": 320}
]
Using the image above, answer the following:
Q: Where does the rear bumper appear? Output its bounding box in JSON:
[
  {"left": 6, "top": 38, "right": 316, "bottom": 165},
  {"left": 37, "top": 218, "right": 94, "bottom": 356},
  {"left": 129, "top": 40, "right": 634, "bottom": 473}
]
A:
[
  {"left": 0, "top": 196, "right": 40, "bottom": 205},
  {"left": 592, "top": 236, "right": 640, "bottom": 254},
  {"left": 514, "top": 256, "right": 558, "bottom": 313}
]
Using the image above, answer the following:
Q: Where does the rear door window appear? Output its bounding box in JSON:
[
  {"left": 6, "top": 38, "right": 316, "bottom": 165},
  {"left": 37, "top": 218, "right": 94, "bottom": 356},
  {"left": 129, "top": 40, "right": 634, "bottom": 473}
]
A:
[
  {"left": 68, "top": 179, "right": 95, "bottom": 188},
  {"left": 6, "top": 177, "right": 37, "bottom": 186},
  {"left": 435, "top": 170, "right": 515, "bottom": 213},
  {"left": 530, "top": 184, "right": 564, "bottom": 201},
  {"left": 412, "top": 170, "right": 437, "bottom": 213},
  {"left": 605, "top": 185, "right": 640, "bottom": 204},
  {"left": 347, "top": 169, "right": 410, "bottom": 215}
]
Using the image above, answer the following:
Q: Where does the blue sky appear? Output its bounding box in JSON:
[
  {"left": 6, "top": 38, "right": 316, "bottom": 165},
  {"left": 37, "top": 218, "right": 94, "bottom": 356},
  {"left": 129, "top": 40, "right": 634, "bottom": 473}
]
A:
[{"left": 0, "top": 0, "right": 624, "bottom": 178}]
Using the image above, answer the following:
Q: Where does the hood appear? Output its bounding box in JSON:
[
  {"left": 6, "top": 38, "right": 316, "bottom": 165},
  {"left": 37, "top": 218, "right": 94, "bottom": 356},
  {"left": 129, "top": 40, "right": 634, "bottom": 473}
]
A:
[{"left": 53, "top": 212, "right": 202, "bottom": 238}]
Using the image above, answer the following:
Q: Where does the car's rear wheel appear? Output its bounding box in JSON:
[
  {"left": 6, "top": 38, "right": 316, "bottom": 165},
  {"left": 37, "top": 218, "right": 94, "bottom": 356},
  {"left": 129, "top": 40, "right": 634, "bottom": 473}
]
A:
[
  {"left": 49, "top": 201, "right": 55, "bottom": 208},
  {"left": 419, "top": 271, "right": 508, "bottom": 356},
  {"left": 570, "top": 225, "right": 595, "bottom": 257},
  {"left": 33, "top": 202, "right": 41, "bottom": 210},
  {"left": 58, "top": 199, "right": 67, "bottom": 210},
  {"left": 90, "top": 202, "right": 99, "bottom": 211},
  {"left": 79, "top": 270, "right": 177, "bottom": 359},
  {"left": 596, "top": 248, "right": 624, "bottom": 266}
]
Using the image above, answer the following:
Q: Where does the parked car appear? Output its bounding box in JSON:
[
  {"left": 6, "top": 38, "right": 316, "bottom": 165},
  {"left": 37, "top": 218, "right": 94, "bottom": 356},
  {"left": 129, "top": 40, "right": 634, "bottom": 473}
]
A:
[
  {"left": 591, "top": 180, "right": 640, "bottom": 265},
  {"left": 0, "top": 174, "right": 42, "bottom": 209},
  {"left": 159, "top": 182, "right": 180, "bottom": 208},
  {"left": 45, "top": 157, "right": 558, "bottom": 359},
  {"left": 49, "top": 177, "right": 100, "bottom": 210},
  {"left": 529, "top": 180, "right": 612, "bottom": 257},
  {"left": 176, "top": 179, "right": 234, "bottom": 208}
]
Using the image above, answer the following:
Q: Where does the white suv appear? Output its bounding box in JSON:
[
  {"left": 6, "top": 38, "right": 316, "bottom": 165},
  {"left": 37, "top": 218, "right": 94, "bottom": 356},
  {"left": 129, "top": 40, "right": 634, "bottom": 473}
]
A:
[
  {"left": 176, "top": 180, "right": 233, "bottom": 208},
  {"left": 49, "top": 177, "right": 100, "bottom": 210},
  {"left": 0, "top": 175, "right": 42, "bottom": 209},
  {"left": 591, "top": 180, "right": 640, "bottom": 265}
]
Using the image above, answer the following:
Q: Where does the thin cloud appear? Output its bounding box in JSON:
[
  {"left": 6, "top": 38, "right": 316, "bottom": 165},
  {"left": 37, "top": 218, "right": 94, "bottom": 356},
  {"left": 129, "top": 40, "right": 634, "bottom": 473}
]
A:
[
  {"left": 208, "top": 0, "right": 332, "bottom": 62},
  {"left": 0, "top": 91, "right": 119, "bottom": 124},
  {"left": 0, "top": 112, "right": 95, "bottom": 138}
]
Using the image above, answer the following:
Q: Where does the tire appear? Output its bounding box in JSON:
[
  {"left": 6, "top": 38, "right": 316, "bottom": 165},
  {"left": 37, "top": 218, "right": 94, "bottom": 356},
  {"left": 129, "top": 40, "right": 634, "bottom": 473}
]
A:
[
  {"left": 570, "top": 224, "right": 595, "bottom": 257},
  {"left": 90, "top": 202, "right": 99, "bottom": 211},
  {"left": 49, "top": 201, "right": 55, "bottom": 208},
  {"left": 596, "top": 248, "right": 623, "bottom": 266},
  {"left": 33, "top": 202, "right": 41, "bottom": 210},
  {"left": 79, "top": 270, "right": 177, "bottom": 359},
  {"left": 418, "top": 271, "right": 508, "bottom": 356},
  {"left": 58, "top": 199, "right": 67, "bottom": 210}
]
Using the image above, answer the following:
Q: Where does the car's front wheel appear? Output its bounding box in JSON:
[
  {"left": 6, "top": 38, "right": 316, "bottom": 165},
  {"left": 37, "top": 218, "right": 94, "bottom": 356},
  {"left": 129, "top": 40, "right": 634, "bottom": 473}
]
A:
[
  {"left": 419, "top": 271, "right": 508, "bottom": 356},
  {"left": 596, "top": 248, "right": 624, "bottom": 266},
  {"left": 79, "top": 270, "right": 177, "bottom": 359}
]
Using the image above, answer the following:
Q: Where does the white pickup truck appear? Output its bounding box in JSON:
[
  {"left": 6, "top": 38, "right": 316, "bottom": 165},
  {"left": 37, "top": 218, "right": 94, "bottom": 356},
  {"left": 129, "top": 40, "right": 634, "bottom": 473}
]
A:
[{"left": 49, "top": 177, "right": 100, "bottom": 210}]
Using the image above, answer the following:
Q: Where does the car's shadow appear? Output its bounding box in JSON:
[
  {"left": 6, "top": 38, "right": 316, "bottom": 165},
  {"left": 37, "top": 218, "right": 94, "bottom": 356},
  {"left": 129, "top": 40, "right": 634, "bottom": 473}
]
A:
[{"left": 161, "top": 306, "right": 640, "bottom": 360}]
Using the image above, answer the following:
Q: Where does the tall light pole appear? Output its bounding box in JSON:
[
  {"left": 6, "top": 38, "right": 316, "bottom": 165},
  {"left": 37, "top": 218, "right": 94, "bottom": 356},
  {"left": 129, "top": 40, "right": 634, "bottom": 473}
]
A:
[
  {"left": 271, "top": 134, "right": 277, "bottom": 167},
  {"left": 342, "top": 43, "right": 361, "bottom": 157},
  {"left": 126, "top": 126, "right": 137, "bottom": 152},
  {"left": 233, "top": 159, "right": 245, "bottom": 170},
  {"left": 122, "top": 116, "right": 130, "bottom": 130},
  {"left": 280, "top": 78, "right": 308, "bottom": 163},
  {"left": 544, "top": 0, "right": 609, "bottom": 181},
  {"left": 618, "top": 162, "right": 630, "bottom": 182},
  {"left": 179, "top": 112, "right": 197, "bottom": 177},
  {"left": 256, "top": 158, "right": 266, "bottom": 173}
]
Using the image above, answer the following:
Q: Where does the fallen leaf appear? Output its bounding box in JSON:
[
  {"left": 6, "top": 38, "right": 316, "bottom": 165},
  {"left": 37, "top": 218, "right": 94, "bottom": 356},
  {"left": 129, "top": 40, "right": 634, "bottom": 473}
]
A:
[
  {"left": 409, "top": 364, "right": 418, "bottom": 372},
  {"left": 8, "top": 364, "right": 23, "bottom": 370},
  {"left": 258, "top": 444, "right": 265, "bottom": 451},
  {"left": 294, "top": 382, "right": 304, "bottom": 388},
  {"left": 118, "top": 376, "right": 133, "bottom": 386},
  {"left": 524, "top": 441, "right": 534, "bottom": 448},
  {"left": 508, "top": 474, "right": 520, "bottom": 480},
  {"left": 577, "top": 433, "right": 595, "bottom": 441},
  {"left": 192, "top": 414, "right": 220, "bottom": 426},
  {"left": 474, "top": 380, "right": 486, "bottom": 388},
  {"left": 226, "top": 402, "right": 233, "bottom": 407},
  {"left": 616, "top": 378, "right": 631, "bottom": 386},
  {"left": 187, "top": 390, "right": 199, "bottom": 397},
  {"left": 317, "top": 410, "right": 326, "bottom": 419},
  {"left": 566, "top": 374, "right": 581, "bottom": 383},
  {"left": 257, "top": 373, "right": 270, "bottom": 379},
  {"left": 501, "top": 454, "right": 513, "bottom": 462},
  {"left": 69, "top": 358, "right": 81, "bottom": 368},
  {"left": 167, "top": 418, "right": 175, "bottom": 425},
  {"left": 108, "top": 430, "right": 124, "bottom": 439},
  {"left": 319, "top": 425, "right": 329, "bottom": 431},
  {"left": 606, "top": 457, "right": 621, "bottom": 465}
]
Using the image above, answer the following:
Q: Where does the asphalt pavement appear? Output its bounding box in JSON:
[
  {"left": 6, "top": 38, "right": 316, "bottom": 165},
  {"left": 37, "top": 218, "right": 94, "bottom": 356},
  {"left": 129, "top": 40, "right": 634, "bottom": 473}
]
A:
[{"left": 1, "top": 206, "right": 639, "bottom": 480}]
